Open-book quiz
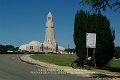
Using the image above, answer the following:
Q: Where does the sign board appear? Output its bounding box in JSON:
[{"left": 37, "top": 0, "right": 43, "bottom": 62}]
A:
[{"left": 86, "top": 33, "right": 96, "bottom": 48}]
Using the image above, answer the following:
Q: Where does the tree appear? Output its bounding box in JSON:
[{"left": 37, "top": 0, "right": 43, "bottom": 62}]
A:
[
  {"left": 114, "top": 47, "right": 120, "bottom": 59},
  {"left": 65, "top": 48, "right": 76, "bottom": 53},
  {"left": 5, "top": 45, "right": 15, "bottom": 51},
  {"left": 0, "top": 45, "right": 5, "bottom": 52},
  {"left": 15, "top": 47, "right": 19, "bottom": 51},
  {"left": 80, "top": 0, "right": 120, "bottom": 13},
  {"left": 74, "top": 10, "right": 115, "bottom": 66},
  {"left": 0, "top": 44, "right": 18, "bottom": 52}
]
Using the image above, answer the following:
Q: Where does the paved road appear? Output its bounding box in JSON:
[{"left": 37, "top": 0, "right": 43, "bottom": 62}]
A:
[{"left": 0, "top": 54, "right": 89, "bottom": 80}]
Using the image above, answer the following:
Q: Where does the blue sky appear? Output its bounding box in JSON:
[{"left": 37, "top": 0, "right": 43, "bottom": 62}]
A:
[{"left": 0, "top": 0, "right": 120, "bottom": 48}]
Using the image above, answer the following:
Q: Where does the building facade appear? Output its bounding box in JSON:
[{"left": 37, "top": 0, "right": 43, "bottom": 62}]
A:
[{"left": 19, "top": 12, "right": 65, "bottom": 53}]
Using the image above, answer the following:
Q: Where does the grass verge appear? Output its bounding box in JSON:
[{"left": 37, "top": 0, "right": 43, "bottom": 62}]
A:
[
  {"left": 97, "top": 58, "right": 120, "bottom": 72},
  {"left": 30, "top": 54, "right": 76, "bottom": 66},
  {"left": 107, "top": 58, "right": 120, "bottom": 68}
]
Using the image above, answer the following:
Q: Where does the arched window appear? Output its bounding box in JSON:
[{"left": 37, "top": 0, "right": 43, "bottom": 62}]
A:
[
  {"left": 30, "top": 46, "right": 33, "bottom": 50},
  {"left": 48, "top": 17, "right": 51, "bottom": 20}
]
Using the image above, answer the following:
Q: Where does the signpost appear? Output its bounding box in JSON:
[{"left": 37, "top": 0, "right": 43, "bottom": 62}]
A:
[
  {"left": 86, "top": 33, "right": 96, "bottom": 67},
  {"left": 86, "top": 33, "right": 96, "bottom": 48}
]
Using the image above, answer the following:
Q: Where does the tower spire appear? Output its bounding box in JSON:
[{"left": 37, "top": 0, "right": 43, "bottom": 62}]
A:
[{"left": 44, "top": 12, "right": 56, "bottom": 46}]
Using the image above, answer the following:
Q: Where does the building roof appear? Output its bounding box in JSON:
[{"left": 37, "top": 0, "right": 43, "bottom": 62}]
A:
[
  {"left": 47, "top": 12, "right": 52, "bottom": 18},
  {"left": 29, "top": 41, "right": 41, "bottom": 46},
  {"left": 19, "top": 44, "right": 27, "bottom": 50}
]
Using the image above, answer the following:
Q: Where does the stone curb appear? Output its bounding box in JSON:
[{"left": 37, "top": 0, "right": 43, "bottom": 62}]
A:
[{"left": 20, "top": 54, "right": 97, "bottom": 77}]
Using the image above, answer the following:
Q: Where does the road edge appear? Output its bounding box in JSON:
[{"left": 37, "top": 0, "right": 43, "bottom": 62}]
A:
[{"left": 19, "top": 54, "right": 97, "bottom": 77}]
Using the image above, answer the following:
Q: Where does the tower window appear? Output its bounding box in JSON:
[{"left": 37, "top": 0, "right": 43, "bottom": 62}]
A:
[
  {"left": 51, "top": 26, "right": 54, "bottom": 28},
  {"left": 48, "top": 17, "right": 51, "bottom": 20}
]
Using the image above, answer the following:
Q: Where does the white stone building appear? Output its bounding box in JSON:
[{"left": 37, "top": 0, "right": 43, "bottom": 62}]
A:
[{"left": 19, "top": 12, "right": 65, "bottom": 53}]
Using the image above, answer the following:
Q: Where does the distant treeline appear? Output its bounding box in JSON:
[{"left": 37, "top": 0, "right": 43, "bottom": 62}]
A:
[
  {"left": 65, "top": 48, "right": 75, "bottom": 53},
  {"left": 0, "top": 44, "right": 119, "bottom": 57},
  {"left": 0, "top": 45, "right": 19, "bottom": 52},
  {"left": 65, "top": 47, "right": 120, "bottom": 58}
]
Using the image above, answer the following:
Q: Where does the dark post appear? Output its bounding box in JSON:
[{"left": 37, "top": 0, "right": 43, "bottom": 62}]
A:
[
  {"left": 41, "top": 43, "right": 44, "bottom": 52},
  {"left": 56, "top": 43, "right": 58, "bottom": 53}
]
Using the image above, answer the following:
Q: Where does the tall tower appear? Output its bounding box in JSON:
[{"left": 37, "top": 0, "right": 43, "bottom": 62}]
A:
[{"left": 44, "top": 12, "right": 56, "bottom": 46}]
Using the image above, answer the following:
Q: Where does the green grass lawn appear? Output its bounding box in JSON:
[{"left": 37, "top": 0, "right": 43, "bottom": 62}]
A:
[
  {"left": 30, "top": 54, "right": 77, "bottom": 66},
  {"left": 97, "top": 58, "right": 120, "bottom": 72},
  {"left": 107, "top": 58, "right": 120, "bottom": 68}
]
